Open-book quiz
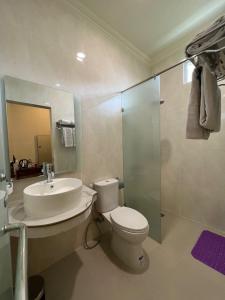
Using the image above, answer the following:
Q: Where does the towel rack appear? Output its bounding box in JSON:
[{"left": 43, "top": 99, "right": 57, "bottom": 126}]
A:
[{"left": 56, "top": 120, "right": 75, "bottom": 129}]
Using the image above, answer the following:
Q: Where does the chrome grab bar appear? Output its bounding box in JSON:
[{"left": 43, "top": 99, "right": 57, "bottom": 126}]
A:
[{"left": 1, "top": 223, "right": 28, "bottom": 300}]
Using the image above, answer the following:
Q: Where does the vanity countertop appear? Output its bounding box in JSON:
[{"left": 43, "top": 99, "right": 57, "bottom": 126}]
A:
[{"left": 8, "top": 185, "right": 97, "bottom": 227}]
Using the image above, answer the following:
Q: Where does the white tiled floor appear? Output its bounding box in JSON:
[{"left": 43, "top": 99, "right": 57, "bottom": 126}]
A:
[{"left": 42, "top": 213, "right": 225, "bottom": 300}]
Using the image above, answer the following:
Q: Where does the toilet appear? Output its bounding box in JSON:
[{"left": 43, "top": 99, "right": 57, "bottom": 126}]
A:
[{"left": 94, "top": 178, "right": 149, "bottom": 271}]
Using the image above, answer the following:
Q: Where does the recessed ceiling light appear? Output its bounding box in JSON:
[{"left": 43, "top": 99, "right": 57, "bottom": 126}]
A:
[
  {"left": 55, "top": 83, "right": 61, "bottom": 87},
  {"left": 77, "top": 52, "right": 86, "bottom": 59},
  {"left": 76, "top": 52, "right": 86, "bottom": 62}
]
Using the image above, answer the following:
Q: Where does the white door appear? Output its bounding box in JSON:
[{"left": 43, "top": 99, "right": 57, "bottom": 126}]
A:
[{"left": 36, "top": 134, "right": 52, "bottom": 164}]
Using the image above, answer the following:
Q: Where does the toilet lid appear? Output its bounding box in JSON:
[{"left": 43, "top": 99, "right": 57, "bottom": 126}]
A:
[{"left": 110, "top": 207, "right": 149, "bottom": 233}]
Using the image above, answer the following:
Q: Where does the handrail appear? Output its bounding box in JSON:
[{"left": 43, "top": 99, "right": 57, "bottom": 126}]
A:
[{"left": 2, "top": 223, "right": 28, "bottom": 300}]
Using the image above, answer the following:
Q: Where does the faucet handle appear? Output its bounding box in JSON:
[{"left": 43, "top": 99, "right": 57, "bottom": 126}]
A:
[
  {"left": 41, "top": 162, "right": 46, "bottom": 175},
  {"left": 42, "top": 162, "right": 54, "bottom": 175},
  {"left": 43, "top": 162, "right": 52, "bottom": 169},
  {"left": 46, "top": 163, "right": 53, "bottom": 172}
]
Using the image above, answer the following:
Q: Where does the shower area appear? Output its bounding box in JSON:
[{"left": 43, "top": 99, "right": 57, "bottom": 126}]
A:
[
  {"left": 122, "top": 62, "right": 225, "bottom": 244},
  {"left": 122, "top": 78, "right": 161, "bottom": 242}
]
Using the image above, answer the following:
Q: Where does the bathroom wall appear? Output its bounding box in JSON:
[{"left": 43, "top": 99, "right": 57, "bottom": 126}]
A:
[
  {"left": 160, "top": 62, "right": 225, "bottom": 233},
  {"left": 0, "top": 0, "right": 151, "bottom": 274},
  {"left": 0, "top": 0, "right": 150, "bottom": 184}
]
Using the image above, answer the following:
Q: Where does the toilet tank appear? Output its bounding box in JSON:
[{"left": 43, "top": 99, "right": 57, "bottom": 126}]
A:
[{"left": 94, "top": 178, "right": 119, "bottom": 213}]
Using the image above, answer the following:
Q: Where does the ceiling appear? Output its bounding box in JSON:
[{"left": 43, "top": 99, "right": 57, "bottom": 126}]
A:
[{"left": 72, "top": 0, "right": 225, "bottom": 61}]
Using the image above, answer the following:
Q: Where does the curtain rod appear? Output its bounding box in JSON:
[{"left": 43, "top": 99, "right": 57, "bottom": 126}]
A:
[{"left": 121, "top": 45, "right": 225, "bottom": 93}]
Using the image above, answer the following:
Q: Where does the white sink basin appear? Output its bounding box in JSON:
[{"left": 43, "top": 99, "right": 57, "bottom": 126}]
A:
[{"left": 23, "top": 178, "right": 82, "bottom": 218}]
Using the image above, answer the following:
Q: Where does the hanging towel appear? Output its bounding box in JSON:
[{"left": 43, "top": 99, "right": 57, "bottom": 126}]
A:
[
  {"left": 199, "top": 63, "right": 221, "bottom": 132},
  {"left": 186, "top": 66, "right": 210, "bottom": 139},
  {"left": 62, "top": 127, "right": 74, "bottom": 147},
  {"left": 186, "top": 64, "right": 221, "bottom": 139},
  {"left": 72, "top": 128, "right": 76, "bottom": 147}
]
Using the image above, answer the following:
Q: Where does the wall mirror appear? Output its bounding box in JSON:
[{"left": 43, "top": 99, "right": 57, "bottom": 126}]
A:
[{"left": 4, "top": 76, "right": 76, "bottom": 180}]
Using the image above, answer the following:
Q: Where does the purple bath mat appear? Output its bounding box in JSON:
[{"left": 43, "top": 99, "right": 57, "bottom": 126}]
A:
[{"left": 191, "top": 230, "right": 225, "bottom": 275}]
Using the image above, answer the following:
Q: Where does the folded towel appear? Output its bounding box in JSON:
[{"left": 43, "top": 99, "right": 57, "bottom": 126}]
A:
[
  {"left": 62, "top": 127, "right": 74, "bottom": 147},
  {"left": 186, "top": 64, "right": 221, "bottom": 139},
  {"left": 200, "top": 63, "right": 221, "bottom": 131},
  {"left": 186, "top": 15, "right": 225, "bottom": 57},
  {"left": 186, "top": 66, "right": 210, "bottom": 139},
  {"left": 58, "top": 119, "right": 74, "bottom": 126},
  {"left": 185, "top": 15, "right": 225, "bottom": 79}
]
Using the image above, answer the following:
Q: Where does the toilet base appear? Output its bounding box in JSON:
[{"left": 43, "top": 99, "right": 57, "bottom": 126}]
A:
[{"left": 111, "top": 230, "right": 147, "bottom": 271}]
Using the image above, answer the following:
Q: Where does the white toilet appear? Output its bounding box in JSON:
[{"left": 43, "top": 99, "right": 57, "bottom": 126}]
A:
[{"left": 94, "top": 178, "right": 149, "bottom": 271}]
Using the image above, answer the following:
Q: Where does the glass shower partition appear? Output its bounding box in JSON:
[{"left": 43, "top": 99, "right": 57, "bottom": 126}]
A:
[{"left": 122, "top": 77, "right": 161, "bottom": 242}]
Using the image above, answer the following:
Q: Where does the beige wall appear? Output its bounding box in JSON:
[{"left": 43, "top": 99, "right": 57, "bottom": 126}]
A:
[
  {"left": 0, "top": 0, "right": 150, "bottom": 184},
  {"left": 1, "top": 0, "right": 151, "bottom": 274},
  {"left": 7, "top": 103, "right": 51, "bottom": 163},
  {"left": 160, "top": 63, "right": 225, "bottom": 233}
]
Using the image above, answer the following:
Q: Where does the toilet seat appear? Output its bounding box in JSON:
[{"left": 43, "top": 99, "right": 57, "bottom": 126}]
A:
[{"left": 110, "top": 206, "right": 149, "bottom": 233}]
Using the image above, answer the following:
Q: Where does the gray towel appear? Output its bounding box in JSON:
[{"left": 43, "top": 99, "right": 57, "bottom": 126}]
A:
[
  {"left": 200, "top": 64, "right": 221, "bottom": 131},
  {"left": 186, "top": 66, "right": 210, "bottom": 139},
  {"left": 186, "top": 64, "right": 221, "bottom": 139}
]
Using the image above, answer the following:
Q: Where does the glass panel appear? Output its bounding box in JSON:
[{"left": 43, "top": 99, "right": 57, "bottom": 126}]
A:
[
  {"left": 0, "top": 80, "right": 13, "bottom": 300},
  {"left": 122, "top": 77, "right": 161, "bottom": 242}
]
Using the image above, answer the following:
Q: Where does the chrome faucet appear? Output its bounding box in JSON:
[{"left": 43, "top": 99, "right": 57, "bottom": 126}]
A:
[{"left": 42, "top": 163, "right": 54, "bottom": 183}]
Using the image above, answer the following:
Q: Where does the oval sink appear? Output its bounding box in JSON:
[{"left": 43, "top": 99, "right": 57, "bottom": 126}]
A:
[{"left": 23, "top": 178, "right": 82, "bottom": 218}]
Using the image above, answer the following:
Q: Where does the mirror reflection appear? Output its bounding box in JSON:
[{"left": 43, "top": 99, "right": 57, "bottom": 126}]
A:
[
  {"left": 4, "top": 76, "right": 76, "bottom": 180},
  {"left": 6, "top": 102, "right": 53, "bottom": 179}
]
